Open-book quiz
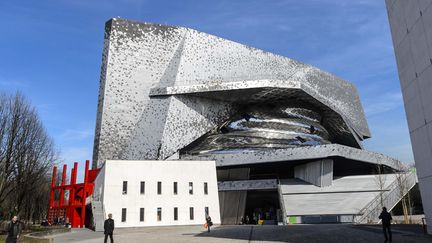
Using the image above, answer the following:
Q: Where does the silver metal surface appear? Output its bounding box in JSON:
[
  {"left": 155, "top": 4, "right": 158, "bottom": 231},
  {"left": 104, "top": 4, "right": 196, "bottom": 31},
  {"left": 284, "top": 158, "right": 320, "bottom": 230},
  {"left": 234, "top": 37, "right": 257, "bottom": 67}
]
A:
[
  {"left": 187, "top": 105, "right": 330, "bottom": 154},
  {"left": 218, "top": 179, "right": 278, "bottom": 191},
  {"left": 182, "top": 144, "right": 405, "bottom": 170},
  {"left": 93, "top": 18, "right": 371, "bottom": 167}
]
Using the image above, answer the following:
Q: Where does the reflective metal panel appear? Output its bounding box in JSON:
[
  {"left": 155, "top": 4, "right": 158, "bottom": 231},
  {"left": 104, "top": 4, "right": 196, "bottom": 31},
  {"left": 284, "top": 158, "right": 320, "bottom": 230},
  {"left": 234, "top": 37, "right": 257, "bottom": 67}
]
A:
[{"left": 188, "top": 105, "right": 331, "bottom": 154}]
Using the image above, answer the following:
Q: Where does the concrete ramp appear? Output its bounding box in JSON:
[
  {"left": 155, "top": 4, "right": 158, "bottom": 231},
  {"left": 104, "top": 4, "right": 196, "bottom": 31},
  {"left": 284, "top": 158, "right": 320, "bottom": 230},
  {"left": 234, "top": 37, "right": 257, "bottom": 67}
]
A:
[{"left": 279, "top": 173, "right": 415, "bottom": 223}]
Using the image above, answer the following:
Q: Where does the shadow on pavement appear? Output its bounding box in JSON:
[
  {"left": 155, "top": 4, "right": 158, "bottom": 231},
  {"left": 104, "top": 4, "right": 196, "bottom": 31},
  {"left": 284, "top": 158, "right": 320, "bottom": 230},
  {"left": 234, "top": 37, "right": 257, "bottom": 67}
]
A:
[
  {"left": 195, "top": 225, "right": 253, "bottom": 241},
  {"left": 194, "top": 224, "right": 432, "bottom": 243}
]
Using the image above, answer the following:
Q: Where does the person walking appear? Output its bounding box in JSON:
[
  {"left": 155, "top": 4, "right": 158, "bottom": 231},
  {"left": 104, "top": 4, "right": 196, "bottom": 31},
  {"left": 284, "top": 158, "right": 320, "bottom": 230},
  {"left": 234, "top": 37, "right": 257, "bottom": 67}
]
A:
[
  {"left": 206, "top": 215, "right": 213, "bottom": 233},
  {"left": 6, "top": 216, "right": 22, "bottom": 243},
  {"left": 379, "top": 207, "right": 392, "bottom": 242},
  {"left": 104, "top": 213, "right": 115, "bottom": 243}
]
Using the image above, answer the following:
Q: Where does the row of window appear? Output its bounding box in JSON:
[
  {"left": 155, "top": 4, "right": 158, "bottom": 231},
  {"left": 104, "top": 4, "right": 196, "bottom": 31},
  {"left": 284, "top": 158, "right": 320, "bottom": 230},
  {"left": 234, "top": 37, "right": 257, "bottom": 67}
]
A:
[
  {"left": 120, "top": 207, "right": 210, "bottom": 222},
  {"left": 122, "top": 181, "right": 209, "bottom": 195}
]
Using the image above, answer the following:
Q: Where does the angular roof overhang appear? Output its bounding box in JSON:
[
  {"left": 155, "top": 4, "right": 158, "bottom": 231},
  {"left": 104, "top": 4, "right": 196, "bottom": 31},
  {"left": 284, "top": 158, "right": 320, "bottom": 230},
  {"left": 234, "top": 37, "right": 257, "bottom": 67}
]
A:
[
  {"left": 181, "top": 144, "right": 405, "bottom": 171},
  {"left": 150, "top": 79, "right": 368, "bottom": 148}
]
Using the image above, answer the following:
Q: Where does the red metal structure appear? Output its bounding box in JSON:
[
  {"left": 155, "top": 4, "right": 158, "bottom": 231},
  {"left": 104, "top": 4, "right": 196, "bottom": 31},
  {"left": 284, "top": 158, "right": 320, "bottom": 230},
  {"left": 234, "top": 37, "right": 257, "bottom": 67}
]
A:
[{"left": 47, "top": 160, "right": 100, "bottom": 228}]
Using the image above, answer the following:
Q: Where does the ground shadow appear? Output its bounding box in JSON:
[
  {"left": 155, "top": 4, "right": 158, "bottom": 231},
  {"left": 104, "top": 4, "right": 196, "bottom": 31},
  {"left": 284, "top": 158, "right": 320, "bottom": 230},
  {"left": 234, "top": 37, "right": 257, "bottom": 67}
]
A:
[{"left": 194, "top": 224, "right": 432, "bottom": 243}]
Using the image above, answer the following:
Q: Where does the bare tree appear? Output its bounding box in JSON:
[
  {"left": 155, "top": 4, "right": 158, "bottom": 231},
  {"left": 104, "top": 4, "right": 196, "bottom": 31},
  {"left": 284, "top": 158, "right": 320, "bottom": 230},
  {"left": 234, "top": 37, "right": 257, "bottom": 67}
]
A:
[
  {"left": 374, "top": 162, "right": 387, "bottom": 208},
  {"left": 0, "top": 92, "right": 57, "bottom": 222},
  {"left": 394, "top": 163, "right": 413, "bottom": 224}
]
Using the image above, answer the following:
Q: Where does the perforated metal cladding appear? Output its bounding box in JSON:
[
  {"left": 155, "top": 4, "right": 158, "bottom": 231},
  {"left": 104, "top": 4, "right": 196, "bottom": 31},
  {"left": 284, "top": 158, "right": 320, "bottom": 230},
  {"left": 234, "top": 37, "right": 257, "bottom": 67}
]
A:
[
  {"left": 173, "top": 88, "right": 363, "bottom": 148},
  {"left": 93, "top": 18, "right": 370, "bottom": 167},
  {"left": 93, "top": 19, "right": 184, "bottom": 167}
]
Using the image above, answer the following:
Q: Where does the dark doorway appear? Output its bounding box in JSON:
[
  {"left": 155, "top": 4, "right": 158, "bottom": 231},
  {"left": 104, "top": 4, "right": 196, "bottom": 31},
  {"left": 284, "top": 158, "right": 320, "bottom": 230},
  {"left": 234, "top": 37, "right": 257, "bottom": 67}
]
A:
[
  {"left": 244, "top": 190, "right": 280, "bottom": 225},
  {"left": 85, "top": 204, "right": 93, "bottom": 229}
]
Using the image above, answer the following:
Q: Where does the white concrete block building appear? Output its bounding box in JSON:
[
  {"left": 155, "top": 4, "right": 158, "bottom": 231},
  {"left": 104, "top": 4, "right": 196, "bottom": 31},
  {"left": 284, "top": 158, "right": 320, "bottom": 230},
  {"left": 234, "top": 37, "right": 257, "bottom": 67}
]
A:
[
  {"left": 385, "top": 0, "right": 432, "bottom": 232},
  {"left": 93, "top": 160, "right": 220, "bottom": 228}
]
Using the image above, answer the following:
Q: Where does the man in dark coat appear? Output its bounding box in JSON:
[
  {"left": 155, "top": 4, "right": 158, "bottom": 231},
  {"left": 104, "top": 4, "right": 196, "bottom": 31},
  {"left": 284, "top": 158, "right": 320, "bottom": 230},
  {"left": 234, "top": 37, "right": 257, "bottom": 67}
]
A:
[
  {"left": 206, "top": 215, "right": 213, "bottom": 233},
  {"left": 104, "top": 213, "right": 114, "bottom": 243},
  {"left": 6, "top": 216, "right": 22, "bottom": 243},
  {"left": 379, "top": 207, "right": 392, "bottom": 242}
]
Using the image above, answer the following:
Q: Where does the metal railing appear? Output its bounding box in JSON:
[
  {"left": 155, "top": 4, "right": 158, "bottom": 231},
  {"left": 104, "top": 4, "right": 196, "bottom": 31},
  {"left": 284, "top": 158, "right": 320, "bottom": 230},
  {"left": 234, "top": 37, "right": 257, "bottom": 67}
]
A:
[{"left": 355, "top": 172, "right": 417, "bottom": 224}]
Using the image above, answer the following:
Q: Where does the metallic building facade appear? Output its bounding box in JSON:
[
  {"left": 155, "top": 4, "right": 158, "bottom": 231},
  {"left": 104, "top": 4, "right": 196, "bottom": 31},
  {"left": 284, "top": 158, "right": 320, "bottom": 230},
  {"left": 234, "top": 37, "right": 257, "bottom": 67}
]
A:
[
  {"left": 93, "top": 18, "right": 414, "bottom": 225},
  {"left": 92, "top": 18, "right": 371, "bottom": 168}
]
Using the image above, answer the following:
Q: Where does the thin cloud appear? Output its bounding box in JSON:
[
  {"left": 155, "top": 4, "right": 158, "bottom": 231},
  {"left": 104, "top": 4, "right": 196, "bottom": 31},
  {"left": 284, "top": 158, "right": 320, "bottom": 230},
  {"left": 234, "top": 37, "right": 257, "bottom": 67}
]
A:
[
  {"left": 364, "top": 142, "right": 414, "bottom": 164},
  {"left": 0, "top": 79, "right": 29, "bottom": 88},
  {"left": 59, "top": 147, "right": 92, "bottom": 163},
  {"left": 58, "top": 146, "right": 93, "bottom": 183},
  {"left": 364, "top": 91, "right": 403, "bottom": 117},
  {"left": 60, "top": 128, "right": 94, "bottom": 141},
  {"left": 0, "top": 0, "right": 413, "bottom": 172}
]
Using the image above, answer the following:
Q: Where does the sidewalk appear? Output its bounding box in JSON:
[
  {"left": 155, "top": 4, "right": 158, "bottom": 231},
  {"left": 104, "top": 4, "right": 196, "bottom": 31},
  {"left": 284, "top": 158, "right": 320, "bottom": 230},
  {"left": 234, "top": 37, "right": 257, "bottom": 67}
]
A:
[{"left": 51, "top": 224, "right": 432, "bottom": 243}]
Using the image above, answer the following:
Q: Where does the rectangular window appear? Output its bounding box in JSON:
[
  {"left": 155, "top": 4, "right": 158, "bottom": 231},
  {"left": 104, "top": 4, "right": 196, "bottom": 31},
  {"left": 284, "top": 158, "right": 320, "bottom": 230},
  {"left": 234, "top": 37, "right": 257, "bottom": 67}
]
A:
[
  {"left": 189, "top": 182, "right": 193, "bottom": 195},
  {"left": 140, "top": 181, "right": 145, "bottom": 194},
  {"left": 121, "top": 208, "right": 127, "bottom": 222},
  {"left": 140, "top": 208, "right": 145, "bottom": 222},
  {"left": 174, "top": 207, "right": 178, "bottom": 221},
  {"left": 205, "top": 207, "right": 209, "bottom": 217},
  {"left": 204, "top": 182, "right": 208, "bottom": 195},
  {"left": 173, "top": 182, "right": 178, "bottom": 195},
  {"left": 189, "top": 207, "right": 194, "bottom": 220},
  {"left": 157, "top": 181, "right": 162, "bottom": 195},
  {"left": 157, "top": 208, "right": 162, "bottom": 221},
  {"left": 122, "top": 181, "right": 127, "bottom": 195}
]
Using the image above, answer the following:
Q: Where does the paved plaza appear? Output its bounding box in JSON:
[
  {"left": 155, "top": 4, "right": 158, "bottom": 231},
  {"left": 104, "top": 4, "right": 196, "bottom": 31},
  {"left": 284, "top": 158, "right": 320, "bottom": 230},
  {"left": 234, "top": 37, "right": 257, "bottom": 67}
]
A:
[{"left": 51, "top": 224, "right": 432, "bottom": 243}]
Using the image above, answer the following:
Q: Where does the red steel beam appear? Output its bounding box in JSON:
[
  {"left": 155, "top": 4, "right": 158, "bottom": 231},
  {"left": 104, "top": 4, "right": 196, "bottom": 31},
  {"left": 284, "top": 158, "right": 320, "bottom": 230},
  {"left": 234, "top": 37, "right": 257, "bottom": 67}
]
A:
[
  {"left": 67, "top": 166, "right": 75, "bottom": 226},
  {"left": 72, "top": 162, "right": 78, "bottom": 227},
  {"left": 81, "top": 160, "right": 90, "bottom": 227},
  {"left": 59, "top": 164, "right": 67, "bottom": 207},
  {"left": 48, "top": 161, "right": 100, "bottom": 228},
  {"left": 47, "top": 166, "right": 57, "bottom": 222}
]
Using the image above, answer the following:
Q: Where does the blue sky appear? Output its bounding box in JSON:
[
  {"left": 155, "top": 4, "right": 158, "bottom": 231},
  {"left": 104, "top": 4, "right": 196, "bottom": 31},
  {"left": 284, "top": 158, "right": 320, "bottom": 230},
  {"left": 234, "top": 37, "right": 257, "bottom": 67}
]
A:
[{"left": 0, "top": 0, "right": 412, "bottom": 181}]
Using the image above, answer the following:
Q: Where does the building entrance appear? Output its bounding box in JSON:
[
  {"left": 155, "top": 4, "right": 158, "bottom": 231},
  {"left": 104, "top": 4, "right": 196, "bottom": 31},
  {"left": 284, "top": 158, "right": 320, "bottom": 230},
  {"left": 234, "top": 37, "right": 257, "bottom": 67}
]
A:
[{"left": 244, "top": 190, "right": 281, "bottom": 225}]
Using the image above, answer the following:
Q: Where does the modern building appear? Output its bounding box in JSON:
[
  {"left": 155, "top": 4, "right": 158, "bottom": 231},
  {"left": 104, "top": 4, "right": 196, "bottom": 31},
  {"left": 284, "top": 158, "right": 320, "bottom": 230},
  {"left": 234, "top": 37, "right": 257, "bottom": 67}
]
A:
[
  {"left": 91, "top": 18, "right": 416, "bottom": 229},
  {"left": 92, "top": 160, "right": 220, "bottom": 228},
  {"left": 385, "top": 0, "right": 432, "bottom": 232}
]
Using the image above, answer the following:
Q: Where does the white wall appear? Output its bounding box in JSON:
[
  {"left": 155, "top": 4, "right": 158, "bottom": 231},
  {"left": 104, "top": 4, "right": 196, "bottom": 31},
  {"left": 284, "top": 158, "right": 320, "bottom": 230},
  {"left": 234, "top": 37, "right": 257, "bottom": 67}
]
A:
[
  {"left": 386, "top": 0, "right": 432, "bottom": 233},
  {"left": 98, "top": 160, "right": 220, "bottom": 228}
]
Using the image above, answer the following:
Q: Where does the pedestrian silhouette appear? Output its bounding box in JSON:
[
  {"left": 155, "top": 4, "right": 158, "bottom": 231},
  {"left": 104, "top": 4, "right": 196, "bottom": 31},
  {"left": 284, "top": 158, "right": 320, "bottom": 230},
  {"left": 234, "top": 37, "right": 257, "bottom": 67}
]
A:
[
  {"left": 379, "top": 207, "right": 392, "bottom": 242},
  {"left": 104, "top": 213, "right": 115, "bottom": 243},
  {"left": 6, "top": 215, "right": 21, "bottom": 243},
  {"left": 206, "top": 215, "right": 213, "bottom": 233}
]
